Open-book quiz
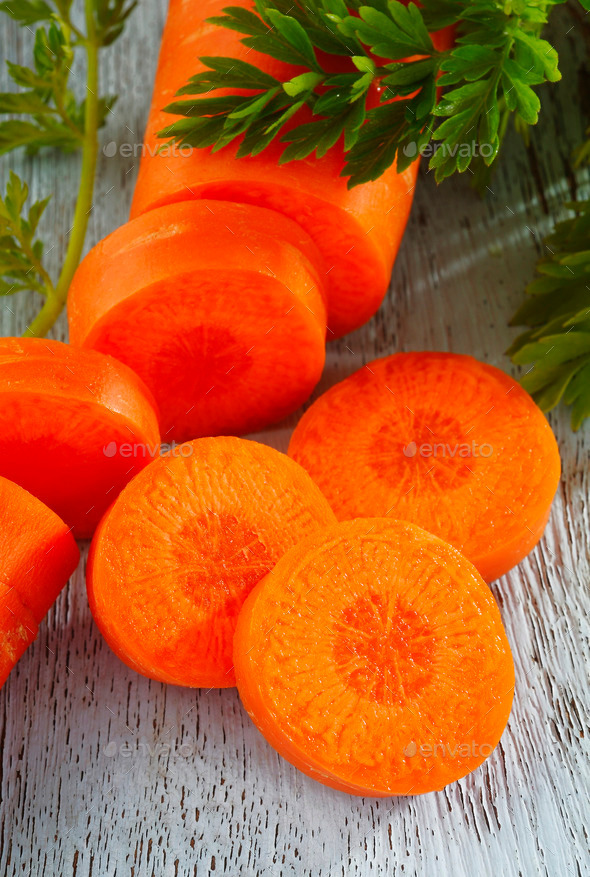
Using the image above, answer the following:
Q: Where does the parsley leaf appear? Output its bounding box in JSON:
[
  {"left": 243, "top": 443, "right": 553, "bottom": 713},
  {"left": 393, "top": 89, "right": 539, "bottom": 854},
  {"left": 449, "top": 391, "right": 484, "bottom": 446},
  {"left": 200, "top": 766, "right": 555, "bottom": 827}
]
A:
[
  {"left": 508, "top": 200, "right": 590, "bottom": 430},
  {"left": 0, "top": 0, "right": 136, "bottom": 336},
  {"left": 0, "top": 172, "right": 53, "bottom": 298},
  {"left": 160, "top": 0, "right": 566, "bottom": 188}
]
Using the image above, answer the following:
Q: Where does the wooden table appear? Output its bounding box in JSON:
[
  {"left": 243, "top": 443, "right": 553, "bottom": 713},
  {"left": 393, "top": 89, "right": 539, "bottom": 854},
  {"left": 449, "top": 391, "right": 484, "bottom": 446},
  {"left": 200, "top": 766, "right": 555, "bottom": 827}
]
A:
[{"left": 1, "top": 3, "right": 588, "bottom": 875}]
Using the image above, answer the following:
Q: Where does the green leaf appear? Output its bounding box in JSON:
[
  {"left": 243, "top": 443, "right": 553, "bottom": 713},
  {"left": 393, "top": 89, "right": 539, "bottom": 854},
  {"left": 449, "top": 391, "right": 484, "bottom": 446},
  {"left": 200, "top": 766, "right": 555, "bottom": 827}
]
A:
[
  {"left": 93, "top": 0, "right": 138, "bottom": 47},
  {"left": 265, "top": 9, "right": 321, "bottom": 70},
  {"left": 176, "top": 57, "right": 280, "bottom": 95},
  {"left": 339, "top": 4, "right": 433, "bottom": 60},
  {"left": 0, "top": 119, "right": 79, "bottom": 155},
  {"left": 0, "top": 171, "right": 53, "bottom": 301},
  {"left": 207, "top": 6, "right": 269, "bottom": 38},
  {"left": 0, "top": 0, "right": 53, "bottom": 26},
  {"left": 343, "top": 101, "right": 410, "bottom": 186},
  {"left": 382, "top": 58, "right": 436, "bottom": 92},
  {"left": 510, "top": 199, "right": 590, "bottom": 428},
  {"left": 563, "top": 362, "right": 590, "bottom": 430},
  {"left": 0, "top": 91, "right": 54, "bottom": 115},
  {"left": 513, "top": 30, "right": 560, "bottom": 83},
  {"left": 438, "top": 45, "right": 498, "bottom": 85},
  {"left": 501, "top": 62, "right": 540, "bottom": 125},
  {"left": 283, "top": 72, "right": 324, "bottom": 98}
]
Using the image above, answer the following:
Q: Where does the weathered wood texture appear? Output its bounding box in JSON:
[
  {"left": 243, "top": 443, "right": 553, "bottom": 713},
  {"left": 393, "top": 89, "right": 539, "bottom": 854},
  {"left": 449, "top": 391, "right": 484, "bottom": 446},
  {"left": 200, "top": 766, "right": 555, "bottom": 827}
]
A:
[{"left": 1, "top": 3, "right": 589, "bottom": 876}]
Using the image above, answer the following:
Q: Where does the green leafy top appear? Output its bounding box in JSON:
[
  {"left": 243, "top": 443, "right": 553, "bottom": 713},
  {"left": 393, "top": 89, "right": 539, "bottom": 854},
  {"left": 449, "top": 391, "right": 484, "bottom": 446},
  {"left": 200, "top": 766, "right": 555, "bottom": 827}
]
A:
[
  {"left": 0, "top": 0, "right": 136, "bottom": 336},
  {"left": 0, "top": 1, "right": 136, "bottom": 156},
  {"left": 508, "top": 199, "right": 590, "bottom": 431},
  {"left": 159, "top": 0, "right": 565, "bottom": 187},
  {"left": 0, "top": 171, "right": 53, "bottom": 297}
]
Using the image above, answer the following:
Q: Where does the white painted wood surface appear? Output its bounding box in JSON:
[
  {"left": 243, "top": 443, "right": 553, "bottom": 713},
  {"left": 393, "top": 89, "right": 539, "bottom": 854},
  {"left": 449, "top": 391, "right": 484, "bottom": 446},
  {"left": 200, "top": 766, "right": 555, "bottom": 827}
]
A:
[{"left": 1, "top": 3, "right": 589, "bottom": 875}]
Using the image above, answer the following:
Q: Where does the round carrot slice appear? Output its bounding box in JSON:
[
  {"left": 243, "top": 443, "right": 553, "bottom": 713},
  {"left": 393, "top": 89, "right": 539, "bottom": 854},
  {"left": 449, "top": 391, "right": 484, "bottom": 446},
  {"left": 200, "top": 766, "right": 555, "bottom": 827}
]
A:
[
  {"left": 129, "top": 0, "right": 428, "bottom": 339},
  {"left": 234, "top": 518, "right": 515, "bottom": 796},
  {"left": 0, "top": 476, "right": 79, "bottom": 688},
  {"left": 288, "top": 352, "right": 561, "bottom": 581},
  {"left": 0, "top": 338, "right": 160, "bottom": 538},
  {"left": 87, "top": 436, "right": 336, "bottom": 688},
  {"left": 68, "top": 201, "right": 327, "bottom": 441}
]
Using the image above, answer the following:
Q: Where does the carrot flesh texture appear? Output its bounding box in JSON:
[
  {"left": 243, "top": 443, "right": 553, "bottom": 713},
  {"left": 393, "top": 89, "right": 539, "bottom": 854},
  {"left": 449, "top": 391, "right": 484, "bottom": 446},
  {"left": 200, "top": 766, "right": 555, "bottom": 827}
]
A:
[
  {"left": 129, "top": 0, "right": 439, "bottom": 339},
  {"left": 68, "top": 201, "right": 326, "bottom": 441},
  {"left": 288, "top": 352, "right": 561, "bottom": 582},
  {"left": 0, "top": 476, "right": 79, "bottom": 687},
  {"left": 0, "top": 339, "right": 161, "bottom": 538},
  {"left": 86, "top": 437, "right": 337, "bottom": 688},
  {"left": 234, "top": 518, "right": 515, "bottom": 796}
]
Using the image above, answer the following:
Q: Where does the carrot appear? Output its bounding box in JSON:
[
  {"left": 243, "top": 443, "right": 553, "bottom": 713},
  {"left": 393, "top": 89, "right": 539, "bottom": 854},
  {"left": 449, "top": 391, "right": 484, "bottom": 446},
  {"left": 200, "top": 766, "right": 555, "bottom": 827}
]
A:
[
  {"left": 234, "top": 517, "right": 514, "bottom": 796},
  {"left": 86, "top": 436, "right": 337, "bottom": 688},
  {"left": 68, "top": 200, "right": 327, "bottom": 442},
  {"left": 129, "top": 0, "right": 453, "bottom": 339},
  {"left": 0, "top": 338, "right": 160, "bottom": 538},
  {"left": 288, "top": 352, "right": 561, "bottom": 582},
  {"left": 0, "top": 476, "right": 79, "bottom": 688}
]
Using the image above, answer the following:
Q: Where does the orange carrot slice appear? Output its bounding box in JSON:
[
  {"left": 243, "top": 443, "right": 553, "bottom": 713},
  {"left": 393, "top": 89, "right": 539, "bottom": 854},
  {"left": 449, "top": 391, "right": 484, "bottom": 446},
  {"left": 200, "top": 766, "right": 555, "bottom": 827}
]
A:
[
  {"left": 87, "top": 436, "right": 336, "bottom": 688},
  {"left": 234, "top": 518, "right": 515, "bottom": 796},
  {"left": 0, "top": 338, "right": 160, "bottom": 538},
  {"left": 289, "top": 352, "right": 561, "bottom": 581},
  {"left": 68, "top": 201, "right": 327, "bottom": 442},
  {"left": 0, "top": 476, "right": 79, "bottom": 688},
  {"left": 129, "top": 0, "right": 430, "bottom": 339}
]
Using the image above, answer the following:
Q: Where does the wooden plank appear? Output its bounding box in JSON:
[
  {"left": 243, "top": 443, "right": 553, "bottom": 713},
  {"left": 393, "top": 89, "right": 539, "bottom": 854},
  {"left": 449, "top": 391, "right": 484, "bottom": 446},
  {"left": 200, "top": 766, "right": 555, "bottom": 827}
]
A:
[{"left": 0, "top": 3, "right": 588, "bottom": 875}]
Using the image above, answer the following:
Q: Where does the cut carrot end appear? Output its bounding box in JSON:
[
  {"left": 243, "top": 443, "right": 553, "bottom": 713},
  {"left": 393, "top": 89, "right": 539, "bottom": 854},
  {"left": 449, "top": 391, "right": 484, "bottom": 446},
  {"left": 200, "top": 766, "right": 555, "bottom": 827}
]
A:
[
  {"left": 234, "top": 518, "right": 515, "bottom": 796},
  {"left": 68, "top": 201, "right": 327, "bottom": 441},
  {"left": 86, "top": 437, "right": 336, "bottom": 688},
  {"left": 288, "top": 352, "right": 561, "bottom": 581},
  {"left": 0, "top": 339, "right": 161, "bottom": 538},
  {"left": 129, "top": 0, "right": 424, "bottom": 338},
  {"left": 0, "top": 476, "right": 79, "bottom": 688}
]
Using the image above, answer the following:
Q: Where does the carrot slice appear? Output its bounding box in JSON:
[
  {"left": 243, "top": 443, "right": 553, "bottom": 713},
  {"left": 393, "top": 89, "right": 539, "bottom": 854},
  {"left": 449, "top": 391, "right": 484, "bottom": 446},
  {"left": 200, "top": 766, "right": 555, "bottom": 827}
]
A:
[
  {"left": 288, "top": 352, "right": 561, "bottom": 581},
  {"left": 234, "top": 518, "right": 515, "bottom": 796},
  {"left": 129, "top": 0, "right": 431, "bottom": 339},
  {"left": 0, "top": 476, "right": 79, "bottom": 688},
  {"left": 87, "top": 436, "right": 337, "bottom": 688},
  {"left": 0, "top": 338, "right": 160, "bottom": 538},
  {"left": 68, "top": 200, "right": 327, "bottom": 442}
]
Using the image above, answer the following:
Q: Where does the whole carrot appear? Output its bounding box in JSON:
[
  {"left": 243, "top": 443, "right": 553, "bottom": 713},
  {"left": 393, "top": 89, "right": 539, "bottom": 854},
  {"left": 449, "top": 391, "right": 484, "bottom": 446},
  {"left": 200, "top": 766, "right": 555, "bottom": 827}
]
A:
[{"left": 131, "top": 0, "right": 453, "bottom": 338}]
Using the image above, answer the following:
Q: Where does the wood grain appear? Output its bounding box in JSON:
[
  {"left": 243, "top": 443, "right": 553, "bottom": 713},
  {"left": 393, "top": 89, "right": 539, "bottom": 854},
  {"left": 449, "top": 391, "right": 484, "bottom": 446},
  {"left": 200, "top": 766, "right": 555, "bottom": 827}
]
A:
[{"left": 1, "top": 3, "right": 588, "bottom": 875}]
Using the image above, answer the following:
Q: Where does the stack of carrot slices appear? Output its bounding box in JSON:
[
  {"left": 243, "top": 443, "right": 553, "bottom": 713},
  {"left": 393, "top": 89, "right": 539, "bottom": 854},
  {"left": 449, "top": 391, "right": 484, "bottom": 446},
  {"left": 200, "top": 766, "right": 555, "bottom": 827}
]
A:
[
  {"left": 130, "top": 0, "right": 443, "bottom": 338},
  {"left": 0, "top": 476, "right": 79, "bottom": 687}
]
